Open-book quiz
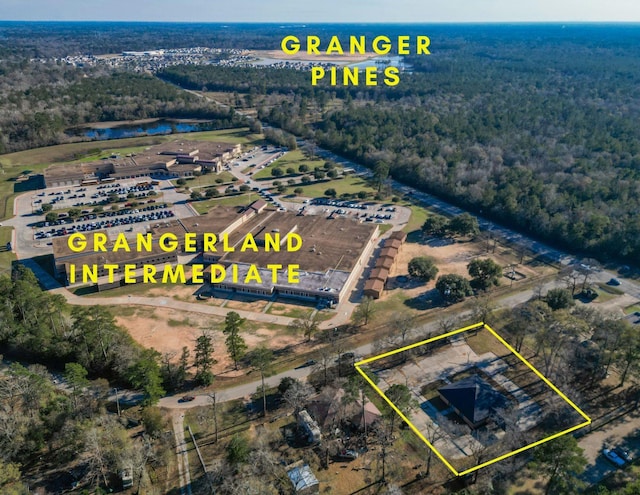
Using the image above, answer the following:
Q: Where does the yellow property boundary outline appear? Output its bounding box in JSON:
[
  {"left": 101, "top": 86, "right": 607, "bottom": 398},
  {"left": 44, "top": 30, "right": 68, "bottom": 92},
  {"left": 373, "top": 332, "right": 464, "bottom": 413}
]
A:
[{"left": 354, "top": 322, "right": 592, "bottom": 477}]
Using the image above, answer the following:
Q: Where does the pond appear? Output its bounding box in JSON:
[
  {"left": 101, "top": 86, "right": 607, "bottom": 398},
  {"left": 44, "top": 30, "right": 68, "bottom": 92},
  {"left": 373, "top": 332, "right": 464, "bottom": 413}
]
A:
[{"left": 66, "top": 119, "right": 218, "bottom": 140}]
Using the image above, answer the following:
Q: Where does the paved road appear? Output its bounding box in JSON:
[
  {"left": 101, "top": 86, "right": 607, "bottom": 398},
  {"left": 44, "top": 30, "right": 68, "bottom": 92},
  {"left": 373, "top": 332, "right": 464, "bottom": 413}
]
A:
[
  {"left": 158, "top": 275, "right": 566, "bottom": 409},
  {"left": 56, "top": 289, "right": 298, "bottom": 326}
]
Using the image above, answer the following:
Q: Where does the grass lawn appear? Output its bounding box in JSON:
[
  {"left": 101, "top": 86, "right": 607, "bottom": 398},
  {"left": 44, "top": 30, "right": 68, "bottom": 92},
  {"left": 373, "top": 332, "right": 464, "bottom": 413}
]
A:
[
  {"left": 593, "top": 289, "right": 618, "bottom": 303},
  {"left": 624, "top": 303, "right": 640, "bottom": 315},
  {"left": 178, "top": 127, "right": 263, "bottom": 146},
  {"left": 191, "top": 193, "right": 257, "bottom": 214},
  {"left": 294, "top": 175, "right": 376, "bottom": 199},
  {"left": 402, "top": 204, "right": 429, "bottom": 234},
  {"left": 252, "top": 149, "right": 327, "bottom": 180},
  {"left": 465, "top": 328, "right": 501, "bottom": 355},
  {"left": 0, "top": 226, "right": 15, "bottom": 276},
  {"left": 370, "top": 292, "right": 418, "bottom": 320},
  {"left": 0, "top": 127, "right": 260, "bottom": 221}
]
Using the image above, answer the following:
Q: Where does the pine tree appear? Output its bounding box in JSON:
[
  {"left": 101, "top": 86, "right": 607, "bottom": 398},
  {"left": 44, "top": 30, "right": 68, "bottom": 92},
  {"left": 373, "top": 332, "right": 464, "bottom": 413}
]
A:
[
  {"left": 194, "top": 331, "right": 216, "bottom": 386},
  {"left": 223, "top": 311, "right": 247, "bottom": 370}
]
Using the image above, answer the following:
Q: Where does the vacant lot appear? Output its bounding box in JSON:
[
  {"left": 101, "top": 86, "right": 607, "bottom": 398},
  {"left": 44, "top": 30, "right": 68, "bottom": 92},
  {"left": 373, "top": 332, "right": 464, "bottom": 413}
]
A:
[
  {"left": 116, "top": 305, "right": 296, "bottom": 375},
  {"left": 382, "top": 236, "right": 549, "bottom": 305}
]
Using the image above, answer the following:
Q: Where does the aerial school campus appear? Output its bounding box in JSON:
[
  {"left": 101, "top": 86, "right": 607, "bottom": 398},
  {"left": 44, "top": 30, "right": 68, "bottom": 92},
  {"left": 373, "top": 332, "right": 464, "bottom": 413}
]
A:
[
  {"left": 3, "top": 17, "right": 640, "bottom": 495},
  {"left": 6, "top": 123, "right": 636, "bottom": 494},
  {"left": 40, "top": 138, "right": 591, "bottom": 478}
]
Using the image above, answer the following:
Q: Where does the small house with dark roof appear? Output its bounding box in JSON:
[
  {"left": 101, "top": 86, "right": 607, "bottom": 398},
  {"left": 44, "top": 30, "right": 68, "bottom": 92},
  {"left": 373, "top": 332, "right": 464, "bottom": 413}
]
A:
[
  {"left": 375, "top": 257, "right": 394, "bottom": 270},
  {"left": 438, "top": 375, "right": 507, "bottom": 429}
]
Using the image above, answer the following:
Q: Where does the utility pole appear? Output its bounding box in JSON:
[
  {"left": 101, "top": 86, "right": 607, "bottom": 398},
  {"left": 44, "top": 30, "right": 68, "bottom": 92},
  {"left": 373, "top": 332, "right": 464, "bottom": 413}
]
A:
[{"left": 209, "top": 392, "right": 219, "bottom": 443}]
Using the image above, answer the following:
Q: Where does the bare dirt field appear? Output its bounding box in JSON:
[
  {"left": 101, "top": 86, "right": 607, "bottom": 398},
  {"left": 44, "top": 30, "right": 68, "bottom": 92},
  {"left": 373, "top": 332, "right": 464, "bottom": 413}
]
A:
[
  {"left": 224, "top": 295, "right": 269, "bottom": 313},
  {"left": 383, "top": 237, "right": 549, "bottom": 302},
  {"left": 116, "top": 306, "right": 298, "bottom": 375},
  {"left": 268, "top": 299, "right": 317, "bottom": 318}
]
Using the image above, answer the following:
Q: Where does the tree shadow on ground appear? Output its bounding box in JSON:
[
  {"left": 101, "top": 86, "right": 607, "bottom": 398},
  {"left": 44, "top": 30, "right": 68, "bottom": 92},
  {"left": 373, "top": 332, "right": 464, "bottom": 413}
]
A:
[{"left": 403, "top": 289, "right": 442, "bottom": 311}]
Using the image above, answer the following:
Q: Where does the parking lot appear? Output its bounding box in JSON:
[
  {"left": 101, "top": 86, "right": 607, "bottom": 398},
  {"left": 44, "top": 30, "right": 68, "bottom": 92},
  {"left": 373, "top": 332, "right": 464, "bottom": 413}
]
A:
[
  {"left": 34, "top": 203, "right": 175, "bottom": 239},
  {"left": 34, "top": 181, "right": 157, "bottom": 211},
  {"left": 8, "top": 178, "right": 194, "bottom": 259}
]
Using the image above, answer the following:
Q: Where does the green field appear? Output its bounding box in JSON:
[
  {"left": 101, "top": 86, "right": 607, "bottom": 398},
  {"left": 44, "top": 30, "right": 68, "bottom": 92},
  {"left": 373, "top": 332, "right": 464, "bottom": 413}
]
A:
[
  {"left": 0, "top": 127, "right": 261, "bottom": 221},
  {"left": 402, "top": 204, "right": 429, "bottom": 234},
  {"left": 252, "top": 149, "right": 326, "bottom": 180},
  {"left": 191, "top": 193, "right": 258, "bottom": 214},
  {"left": 291, "top": 175, "right": 376, "bottom": 199},
  {"left": 624, "top": 303, "right": 640, "bottom": 315}
]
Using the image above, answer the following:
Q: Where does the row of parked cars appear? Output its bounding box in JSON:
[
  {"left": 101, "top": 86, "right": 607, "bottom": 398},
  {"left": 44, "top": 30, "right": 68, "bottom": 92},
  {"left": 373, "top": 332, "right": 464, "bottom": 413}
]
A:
[
  {"left": 257, "top": 188, "right": 285, "bottom": 210},
  {"left": 312, "top": 198, "right": 367, "bottom": 210},
  {"left": 37, "top": 203, "right": 168, "bottom": 228},
  {"left": 36, "top": 208, "right": 175, "bottom": 238}
]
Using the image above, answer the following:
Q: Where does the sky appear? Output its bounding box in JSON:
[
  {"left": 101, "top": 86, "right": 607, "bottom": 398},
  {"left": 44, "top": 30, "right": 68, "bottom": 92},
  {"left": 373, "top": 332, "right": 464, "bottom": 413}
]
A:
[{"left": 1, "top": 0, "right": 640, "bottom": 23}]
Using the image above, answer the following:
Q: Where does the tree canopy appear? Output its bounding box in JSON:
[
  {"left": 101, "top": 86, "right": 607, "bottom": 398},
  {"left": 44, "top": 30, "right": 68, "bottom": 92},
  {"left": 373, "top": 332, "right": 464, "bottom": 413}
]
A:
[
  {"left": 407, "top": 256, "right": 439, "bottom": 282},
  {"left": 435, "top": 274, "right": 473, "bottom": 303}
]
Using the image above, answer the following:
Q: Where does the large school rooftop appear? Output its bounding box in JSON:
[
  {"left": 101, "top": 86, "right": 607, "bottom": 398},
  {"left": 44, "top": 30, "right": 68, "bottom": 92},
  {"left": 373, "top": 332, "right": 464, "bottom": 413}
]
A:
[{"left": 52, "top": 201, "right": 379, "bottom": 304}]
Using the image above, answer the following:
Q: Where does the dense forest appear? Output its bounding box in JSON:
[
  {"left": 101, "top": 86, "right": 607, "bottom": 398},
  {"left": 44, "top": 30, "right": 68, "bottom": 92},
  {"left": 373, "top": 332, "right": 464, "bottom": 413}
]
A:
[
  {"left": 160, "top": 24, "right": 640, "bottom": 262},
  {"left": 0, "top": 68, "right": 243, "bottom": 153},
  {"left": 3, "top": 22, "right": 640, "bottom": 259},
  {"left": 0, "top": 266, "right": 178, "bottom": 492}
]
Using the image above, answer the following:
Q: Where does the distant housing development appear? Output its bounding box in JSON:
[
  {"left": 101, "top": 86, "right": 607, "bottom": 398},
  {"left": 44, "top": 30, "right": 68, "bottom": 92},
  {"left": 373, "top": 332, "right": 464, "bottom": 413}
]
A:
[{"left": 43, "top": 141, "right": 241, "bottom": 187}]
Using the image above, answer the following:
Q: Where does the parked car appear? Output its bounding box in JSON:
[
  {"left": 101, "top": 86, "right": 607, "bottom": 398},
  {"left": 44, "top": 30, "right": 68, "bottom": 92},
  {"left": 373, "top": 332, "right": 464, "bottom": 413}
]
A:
[
  {"left": 608, "top": 278, "right": 621, "bottom": 286},
  {"left": 614, "top": 447, "right": 633, "bottom": 463},
  {"left": 180, "top": 395, "right": 195, "bottom": 403},
  {"left": 603, "top": 448, "right": 626, "bottom": 468}
]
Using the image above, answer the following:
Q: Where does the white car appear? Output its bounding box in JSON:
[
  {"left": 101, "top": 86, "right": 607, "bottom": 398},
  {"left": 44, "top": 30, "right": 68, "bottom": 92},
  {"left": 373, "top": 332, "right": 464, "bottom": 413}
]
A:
[{"left": 603, "top": 448, "right": 626, "bottom": 468}]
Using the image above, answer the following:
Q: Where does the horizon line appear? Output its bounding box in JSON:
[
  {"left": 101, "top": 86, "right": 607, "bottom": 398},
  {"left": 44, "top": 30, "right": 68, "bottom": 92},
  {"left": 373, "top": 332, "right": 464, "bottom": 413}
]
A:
[{"left": 1, "top": 20, "right": 640, "bottom": 25}]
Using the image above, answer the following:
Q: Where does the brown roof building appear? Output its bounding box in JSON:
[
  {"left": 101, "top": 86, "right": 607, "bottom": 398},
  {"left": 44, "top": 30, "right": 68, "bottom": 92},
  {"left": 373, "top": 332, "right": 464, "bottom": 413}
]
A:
[
  {"left": 369, "top": 267, "right": 389, "bottom": 282},
  {"left": 388, "top": 230, "right": 407, "bottom": 243},
  {"left": 43, "top": 140, "right": 242, "bottom": 187},
  {"left": 363, "top": 279, "right": 385, "bottom": 299}
]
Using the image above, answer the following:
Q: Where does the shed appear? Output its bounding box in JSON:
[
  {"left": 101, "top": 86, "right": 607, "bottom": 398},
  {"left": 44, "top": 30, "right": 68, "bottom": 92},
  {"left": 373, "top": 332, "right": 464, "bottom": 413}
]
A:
[{"left": 287, "top": 464, "right": 319, "bottom": 494}]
